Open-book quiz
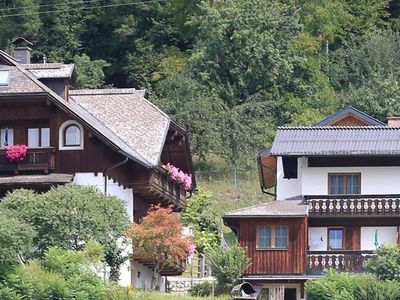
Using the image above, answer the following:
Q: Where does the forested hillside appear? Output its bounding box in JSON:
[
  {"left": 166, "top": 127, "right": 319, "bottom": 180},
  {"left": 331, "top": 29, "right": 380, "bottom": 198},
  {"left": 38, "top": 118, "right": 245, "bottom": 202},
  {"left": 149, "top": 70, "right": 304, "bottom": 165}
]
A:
[{"left": 1, "top": 0, "right": 400, "bottom": 165}]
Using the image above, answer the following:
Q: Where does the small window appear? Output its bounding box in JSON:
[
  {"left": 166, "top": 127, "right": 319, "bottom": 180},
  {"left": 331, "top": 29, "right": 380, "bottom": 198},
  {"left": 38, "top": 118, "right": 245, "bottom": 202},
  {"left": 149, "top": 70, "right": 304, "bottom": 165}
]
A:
[
  {"left": 0, "top": 70, "right": 10, "bottom": 86},
  {"left": 275, "top": 226, "right": 288, "bottom": 248},
  {"left": 257, "top": 225, "right": 288, "bottom": 249},
  {"left": 0, "top": 128, "right": 14, "bottom": 146},
  {"left": 28, "top": 128, "right": 50, "bottom": 148},
  {"left": 257, "top": 226, "right": 271, "bottom": 248},
  {"left": 59, "top": 120, "right": 84, "bottom": 150},
  {"left": 329, "top": 173, "right": 361, "bottom": 195},
  {"left": 328, "top": 228, "right": 343, "bottom": 250},
  {"left": 64, "top": 125, "right": 81, "bottom": 146}
]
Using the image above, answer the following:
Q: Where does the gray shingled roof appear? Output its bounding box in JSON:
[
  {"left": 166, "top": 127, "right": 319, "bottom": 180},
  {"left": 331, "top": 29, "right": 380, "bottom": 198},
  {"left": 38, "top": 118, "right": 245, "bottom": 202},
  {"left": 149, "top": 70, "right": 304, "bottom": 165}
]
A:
[
  {"left": 223, "top": 200, "right": 307, "bottom": 218},
  {"left": 23, "top": 63, "right": 75, "bottom": 79},
  {"left": 270, "top": 126, "right": 400, "bottom": 156},
  {"left": 0, "top": 50, "right": 173, "bottom": 168},
  {"left": 69, "top": 89, "right": 170, "bottom": 166},
  {"left": 0, "top": 65, "right": 45, "bottom": 94}
]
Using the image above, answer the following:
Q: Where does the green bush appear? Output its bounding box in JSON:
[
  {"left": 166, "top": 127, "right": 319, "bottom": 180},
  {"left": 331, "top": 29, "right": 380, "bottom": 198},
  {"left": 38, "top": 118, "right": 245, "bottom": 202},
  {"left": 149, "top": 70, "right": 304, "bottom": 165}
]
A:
[
  {"left": 188, "top": 281, "right": 214, "bottom": 297},
  {"left": 306, "top": 270, "right": 400, "bottom": 300},
  {"left": 366, "top": 244, "right": 400, "bottom": 281}
]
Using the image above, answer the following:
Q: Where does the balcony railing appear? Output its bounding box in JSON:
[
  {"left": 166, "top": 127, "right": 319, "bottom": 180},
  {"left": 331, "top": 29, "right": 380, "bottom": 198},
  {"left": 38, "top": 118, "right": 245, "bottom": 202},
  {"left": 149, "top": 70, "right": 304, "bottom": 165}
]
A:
[
  {"left": 306, "top": 195, "right": 400, "bottom": 216},
  {"left": 0, "top": 147, "right": 55, "bottom": 174},
  {"left": 307, "top": 250, "right": 375, "bottom": 274},
  {"left": 131, "top": 168, "right": 187, "bottom": 210}
]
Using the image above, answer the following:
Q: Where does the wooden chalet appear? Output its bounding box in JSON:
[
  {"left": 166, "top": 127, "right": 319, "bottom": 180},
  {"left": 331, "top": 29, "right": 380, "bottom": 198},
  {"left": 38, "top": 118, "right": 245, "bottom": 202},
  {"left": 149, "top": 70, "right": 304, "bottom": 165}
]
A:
[
  {"left": 0, "top": 39, "right": 195, "bottom": 289},
  {"left": 224, "top": 107, "right": 400, "bottom": 300}
]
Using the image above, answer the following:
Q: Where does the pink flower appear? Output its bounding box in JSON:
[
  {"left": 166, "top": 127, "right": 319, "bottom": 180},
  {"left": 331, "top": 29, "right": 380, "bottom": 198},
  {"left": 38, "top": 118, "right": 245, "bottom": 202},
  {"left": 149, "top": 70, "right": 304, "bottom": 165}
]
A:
[
  {"left": 163, "top": 163, "right": 192, "bottom": 191},
  {"left": 188, "top": 243, "right": 196, "bottom": 257},
  {"left": 5, "top": 144, "right": 28, "bottom": 162}
]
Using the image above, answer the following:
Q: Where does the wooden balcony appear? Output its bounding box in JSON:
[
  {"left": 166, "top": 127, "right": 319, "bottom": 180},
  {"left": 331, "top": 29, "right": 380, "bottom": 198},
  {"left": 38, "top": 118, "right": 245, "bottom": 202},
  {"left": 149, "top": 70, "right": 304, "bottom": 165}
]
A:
[
  {"left": 132, "top": 168, "right": 187, "bottom": 210},
  {"left": 307, "top": 195, "right": 400, "bottom": 217},
  {"left": 132, "top": 252, "right": 186, "bottom": 276},
  {"left": 307, "top": 250, "right": 375, "bottom": 274},
  {"left": 0, "top": 147, "right": 55, "bottom": 174}
]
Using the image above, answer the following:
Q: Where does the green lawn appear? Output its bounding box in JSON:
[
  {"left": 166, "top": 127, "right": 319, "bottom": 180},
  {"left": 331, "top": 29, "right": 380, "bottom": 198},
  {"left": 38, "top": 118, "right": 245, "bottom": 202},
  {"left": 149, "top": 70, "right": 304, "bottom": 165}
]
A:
[{"left": 126, "top": 290, "right": 229, "bottom": 300}]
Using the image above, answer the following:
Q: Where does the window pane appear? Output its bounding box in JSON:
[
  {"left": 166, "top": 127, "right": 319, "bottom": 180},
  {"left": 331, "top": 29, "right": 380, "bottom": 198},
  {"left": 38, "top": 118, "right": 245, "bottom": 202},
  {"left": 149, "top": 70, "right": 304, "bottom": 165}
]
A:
[
  {"left": 0, "top": 70, "right": 10, "bottom": 85},
  {"left": 330, "top": 175, "right": 344, "bottom": 194},
  {"left": 329, "top": 229, "right": 343, "bottom": 250},
  {"left": 346, "top": 175, "right": 360, "bottom": 194},
  {"left": 1, "top": 128, "right": 13, "bottom": 146},
  {"left": 65, "top": 125, "right": 81, "bottom": 146},
  {"left": 257, "top": 226, "right": 271, "bottom": 248},
  {"left": 275, "top": 226, "right": 288, "bottom": 248},
  {"left": 28, "top": 128, "right": 40, "bottom": 148},
  {"left": 41, "top": 128, "right": 50, "bottom": 147}
]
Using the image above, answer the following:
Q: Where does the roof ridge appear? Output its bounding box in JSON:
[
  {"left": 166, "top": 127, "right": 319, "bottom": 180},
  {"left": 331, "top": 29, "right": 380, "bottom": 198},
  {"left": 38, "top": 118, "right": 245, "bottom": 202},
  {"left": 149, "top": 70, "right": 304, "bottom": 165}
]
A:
[{"left": 69, "top": 88, "right": 136, "bottom": 96}]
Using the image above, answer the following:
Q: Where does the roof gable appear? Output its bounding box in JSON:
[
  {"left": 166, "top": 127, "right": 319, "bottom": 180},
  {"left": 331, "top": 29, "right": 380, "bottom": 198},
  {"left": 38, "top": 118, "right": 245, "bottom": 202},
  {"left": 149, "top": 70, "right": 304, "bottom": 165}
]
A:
[
  {"left": 315, "top": 106, "right": 386, "bottom": 127},
  {"left": 0, "top": 50, "right": 176, "bottom": 168}
]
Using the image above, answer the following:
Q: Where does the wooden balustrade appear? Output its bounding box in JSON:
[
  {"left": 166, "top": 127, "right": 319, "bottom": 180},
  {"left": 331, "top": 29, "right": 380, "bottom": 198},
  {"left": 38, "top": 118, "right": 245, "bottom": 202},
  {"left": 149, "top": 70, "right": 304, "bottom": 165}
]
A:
[
  {"left": 307, "top": 195, "right": 400, "bottom": 216},
  {"left": 307, "top": 251, "right": 375, "bottom": 274},
  {"left": 0, "top": 147, "right": 55, "bottom": 173}
]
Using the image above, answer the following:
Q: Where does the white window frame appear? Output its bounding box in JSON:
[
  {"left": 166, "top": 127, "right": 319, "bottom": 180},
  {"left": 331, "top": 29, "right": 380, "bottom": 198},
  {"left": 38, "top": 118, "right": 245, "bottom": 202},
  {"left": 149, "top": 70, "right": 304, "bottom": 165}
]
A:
[{"left": 59, "top": 120, "right": 84, "bottom": 150}]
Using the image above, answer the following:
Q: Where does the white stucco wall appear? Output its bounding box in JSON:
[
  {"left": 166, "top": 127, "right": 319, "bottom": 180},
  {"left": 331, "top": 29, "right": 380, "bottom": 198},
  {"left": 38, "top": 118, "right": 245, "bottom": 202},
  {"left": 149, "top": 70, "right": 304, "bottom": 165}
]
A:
[
  {"left": 361, "top": 227, "right": 398, "bottom": 250},
  {"left": 308, "top": 227, "right": 328, "bottom": 251},
  {"left": 301, "top": 163, "right": 400, "bottom": 195},
  {"left": 309, "top": 226, "right": 398, "bottom": 251},
  {"left": 73, "top": 172, "right": 152, "bottom": 287},
  {"left": 276, "top": 157, "right": 302, "bottom": 200},
  {"left": 132, "top": 261, "right": 166, "bottom": 291}
]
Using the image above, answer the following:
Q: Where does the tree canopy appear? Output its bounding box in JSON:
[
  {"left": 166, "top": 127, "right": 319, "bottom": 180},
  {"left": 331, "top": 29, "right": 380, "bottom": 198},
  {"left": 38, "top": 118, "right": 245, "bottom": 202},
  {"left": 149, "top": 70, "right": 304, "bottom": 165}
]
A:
[{"left": 1, "top": 0, "right": 399, "bottom": 165}]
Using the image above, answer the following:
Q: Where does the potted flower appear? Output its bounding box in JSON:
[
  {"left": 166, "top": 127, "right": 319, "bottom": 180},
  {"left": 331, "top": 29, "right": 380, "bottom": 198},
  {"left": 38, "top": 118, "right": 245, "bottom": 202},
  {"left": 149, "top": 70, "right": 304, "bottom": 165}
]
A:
[
  {"left": 163, "top": 163, "right": 192, "bottom": 191},
  {"left": 5, "top": 144, "right": 28, "bottom": 162}
]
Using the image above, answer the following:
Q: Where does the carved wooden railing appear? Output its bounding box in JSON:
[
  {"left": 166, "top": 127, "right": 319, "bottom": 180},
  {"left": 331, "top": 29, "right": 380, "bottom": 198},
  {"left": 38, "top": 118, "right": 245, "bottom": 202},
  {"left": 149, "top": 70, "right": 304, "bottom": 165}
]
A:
[
  {"left": 306, "top": 195, "right": 400, "bottom": 216},
  {"left": 308, "top": 250, "right": 375, "bottom": 274},
  {"left": 131, "top": 168, "right": 187, "bottom": 210},
  {"left": 0, "top": 147, "right": 55, "bottom": 173},
  {"left": 132, "top": 252, "right": 186, "bottom": 276}
]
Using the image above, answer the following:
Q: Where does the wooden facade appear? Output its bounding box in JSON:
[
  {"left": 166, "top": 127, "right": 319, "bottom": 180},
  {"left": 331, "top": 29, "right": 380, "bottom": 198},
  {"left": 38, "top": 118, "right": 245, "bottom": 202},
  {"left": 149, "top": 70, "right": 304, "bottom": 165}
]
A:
[{"left": 238, "top": 218, "right": 307, "bottom": 275}]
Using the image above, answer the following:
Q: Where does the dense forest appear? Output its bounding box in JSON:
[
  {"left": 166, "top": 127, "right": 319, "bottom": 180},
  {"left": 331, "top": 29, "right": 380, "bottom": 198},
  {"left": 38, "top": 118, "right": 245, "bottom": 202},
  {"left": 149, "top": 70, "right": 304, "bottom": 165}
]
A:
[{"left": 1, "top": 0, "right": 400, "bottom": 165}]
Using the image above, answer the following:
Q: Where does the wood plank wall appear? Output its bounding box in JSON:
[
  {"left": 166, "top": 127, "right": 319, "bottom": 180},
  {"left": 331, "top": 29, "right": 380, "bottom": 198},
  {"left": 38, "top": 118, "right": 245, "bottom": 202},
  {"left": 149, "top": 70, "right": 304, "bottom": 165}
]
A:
[{"left": 239, "top": 218, "right": 307, "bottom": 275}]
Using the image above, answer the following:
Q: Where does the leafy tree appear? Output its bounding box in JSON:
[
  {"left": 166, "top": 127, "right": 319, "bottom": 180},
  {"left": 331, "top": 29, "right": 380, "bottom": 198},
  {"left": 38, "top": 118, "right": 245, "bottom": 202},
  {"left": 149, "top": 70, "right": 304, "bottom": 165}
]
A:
[
  {"left": 126, "top": 205, "right": 190, "bottom": 290},
  {"left": 0, "top": 211, "right": 34, "bottom": 277},
  {"left": 181, "top": 190, "right": 220, "bottom": 253},
  {"left": 73, "top": 53, "right": 110, "bottom": 89},
  {"left": 366, "top": 244, "right": 400, "bottom": 281},
  {"left": 0, "top": 185, "right": 129, "bottom": 282},
  {"left": 206, "top": 242, "right": 251, "bottom": 293}
]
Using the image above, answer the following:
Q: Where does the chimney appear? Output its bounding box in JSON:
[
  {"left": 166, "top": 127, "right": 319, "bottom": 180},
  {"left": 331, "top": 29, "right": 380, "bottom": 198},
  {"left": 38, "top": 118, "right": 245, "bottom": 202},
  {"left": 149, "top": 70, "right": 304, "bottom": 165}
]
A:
[
  {"left": 386, "top": 117, "right": 400, "bottom": 127},
  {"left": 11, "top": 37, "right": 34, "bottom": 64}
]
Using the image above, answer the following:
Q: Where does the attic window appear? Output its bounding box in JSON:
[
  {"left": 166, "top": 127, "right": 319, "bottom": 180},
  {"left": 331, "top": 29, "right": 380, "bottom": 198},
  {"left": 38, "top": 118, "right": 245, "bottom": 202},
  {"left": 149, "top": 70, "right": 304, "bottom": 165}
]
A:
[{"left": 0, "top": 70, "right": 10, "bottom": 86}]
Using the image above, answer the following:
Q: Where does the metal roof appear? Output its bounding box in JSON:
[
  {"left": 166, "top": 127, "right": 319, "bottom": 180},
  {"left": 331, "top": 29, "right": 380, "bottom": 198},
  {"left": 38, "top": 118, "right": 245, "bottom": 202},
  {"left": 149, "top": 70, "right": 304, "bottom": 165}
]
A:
[
  {"left": 223, "top": 200, "right": 307, "bottom": 218},
  {"left": 23, "top": 63, "right": 75, "bottom": 79},
  {"left": 315, "top": 106, "right": 386, "bottom": 126},
  {"left": 270, "top": 126, "right": 400, "bottom": 156}
]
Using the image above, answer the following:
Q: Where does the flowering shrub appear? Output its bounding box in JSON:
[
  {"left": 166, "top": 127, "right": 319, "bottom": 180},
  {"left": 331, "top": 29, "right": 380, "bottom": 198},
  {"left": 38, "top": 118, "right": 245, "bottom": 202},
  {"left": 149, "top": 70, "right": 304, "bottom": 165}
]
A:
[
  {"left": 5, "top": 144, "right": 28, "bottom": 162},
  {"left": 164, "top": 163, "right": 192, "bottom": 191}
]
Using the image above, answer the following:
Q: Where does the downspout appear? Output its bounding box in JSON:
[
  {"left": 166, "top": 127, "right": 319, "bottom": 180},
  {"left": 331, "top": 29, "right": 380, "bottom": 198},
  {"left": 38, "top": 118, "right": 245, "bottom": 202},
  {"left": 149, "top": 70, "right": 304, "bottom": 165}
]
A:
[{"left": 104, "top": 156, "right": 129, "bottom": 195}]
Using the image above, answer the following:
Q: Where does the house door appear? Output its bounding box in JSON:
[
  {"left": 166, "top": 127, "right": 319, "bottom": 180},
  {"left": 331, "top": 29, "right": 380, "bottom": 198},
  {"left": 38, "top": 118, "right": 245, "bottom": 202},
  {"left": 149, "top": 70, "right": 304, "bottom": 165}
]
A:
[{"left": 284, "top": 288, "right": 297, "bottom": 300}]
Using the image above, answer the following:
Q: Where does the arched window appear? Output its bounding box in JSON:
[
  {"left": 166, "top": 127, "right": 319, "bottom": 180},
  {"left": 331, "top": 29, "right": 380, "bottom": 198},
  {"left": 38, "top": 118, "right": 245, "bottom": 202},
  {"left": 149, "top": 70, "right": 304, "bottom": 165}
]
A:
[
  {"left": 64, "top": 125, "right": 81, "bottom": 146},
  {"left": 59, "top": 120, "right": 84, "bottom": 150}
]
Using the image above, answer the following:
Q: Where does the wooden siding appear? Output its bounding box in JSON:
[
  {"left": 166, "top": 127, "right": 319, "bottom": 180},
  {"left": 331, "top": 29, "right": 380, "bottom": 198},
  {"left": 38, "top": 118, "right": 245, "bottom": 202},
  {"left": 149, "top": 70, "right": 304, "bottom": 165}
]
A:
[{"left": 239, "top": 218, "right": 307, "bottom": 275}]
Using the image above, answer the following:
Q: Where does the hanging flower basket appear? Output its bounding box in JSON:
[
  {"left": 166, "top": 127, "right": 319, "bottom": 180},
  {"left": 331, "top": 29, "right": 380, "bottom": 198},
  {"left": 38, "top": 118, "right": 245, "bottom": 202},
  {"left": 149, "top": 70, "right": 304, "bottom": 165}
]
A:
[
  {"left": 5, "top": 144, "right": 28, "bottom": 162},
  {"left": 163, "top": 163, "right": 192, "bottom": 191}
]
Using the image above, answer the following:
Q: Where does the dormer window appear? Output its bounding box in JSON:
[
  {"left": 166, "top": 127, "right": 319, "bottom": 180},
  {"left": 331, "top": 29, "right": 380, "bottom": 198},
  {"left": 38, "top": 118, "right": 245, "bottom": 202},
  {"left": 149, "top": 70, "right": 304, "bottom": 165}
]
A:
[
  {"left": 59, "top": 120, "right": 84, "bottom": 150},
  {"left": 0, "top": 70, "right": 10, "bottom": 86}
]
